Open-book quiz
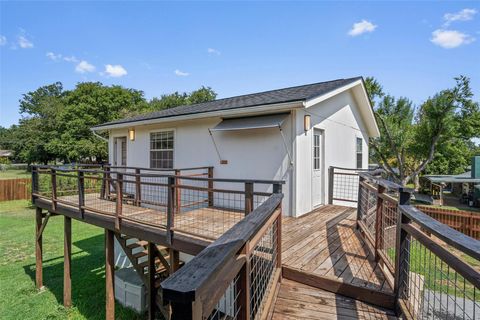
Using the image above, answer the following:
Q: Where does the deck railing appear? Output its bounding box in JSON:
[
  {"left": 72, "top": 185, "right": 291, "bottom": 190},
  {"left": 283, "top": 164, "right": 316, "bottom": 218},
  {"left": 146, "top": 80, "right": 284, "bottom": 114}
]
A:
[
  {"left": 355, "top": 172, "right": 480, "bottom": 319},
  {"left": 327, "top": 166, "right": 374, "bottom": 204},
  {"left": 161, "top": 193, "right": 283, "bottom": 320},
  {"left": 31, "top": 164, "right": 284, "bottom": 242}
]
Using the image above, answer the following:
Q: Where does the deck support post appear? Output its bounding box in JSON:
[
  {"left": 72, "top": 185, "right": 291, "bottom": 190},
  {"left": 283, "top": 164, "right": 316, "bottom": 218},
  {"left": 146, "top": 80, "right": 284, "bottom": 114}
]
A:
[
  {"left": 169, "top": 248, "right": 180, "bottom": 274},
  {"left": 105, "top": 229, "right": 115, "bottom": 320},
  {"left": 35, "top": 207, "right": 43, "bottom": 289},
  {"left": 356, "top": 174, "right": 365, "bottom": 229},
  {"left": 64, "top": 216, "right": 72, "bottom": 308},
  {"left": 148, "top": 242, "right": 156, "bottom": 320}
]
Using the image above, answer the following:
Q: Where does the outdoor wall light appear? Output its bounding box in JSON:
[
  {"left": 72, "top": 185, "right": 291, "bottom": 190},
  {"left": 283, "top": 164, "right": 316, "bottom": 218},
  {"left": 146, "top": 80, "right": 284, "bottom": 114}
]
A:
[
  {"left": 128, "top": 127, "right": 135, "bottom": 141},
  {"left": 304, "top": 115, "right": 311, "bottom": 132}
]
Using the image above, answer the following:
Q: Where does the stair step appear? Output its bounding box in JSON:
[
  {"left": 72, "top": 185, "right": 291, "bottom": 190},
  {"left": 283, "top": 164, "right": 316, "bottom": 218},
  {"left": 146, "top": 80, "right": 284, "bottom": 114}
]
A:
[
  {"left": 132, "top": 250, "right": 148, "bottom": 259},
  {"left": 138, "top": 257, "right": 160, "bottom": 269},
  {"left": 126, "top": 240, "right": 148, "bottom": 249}
]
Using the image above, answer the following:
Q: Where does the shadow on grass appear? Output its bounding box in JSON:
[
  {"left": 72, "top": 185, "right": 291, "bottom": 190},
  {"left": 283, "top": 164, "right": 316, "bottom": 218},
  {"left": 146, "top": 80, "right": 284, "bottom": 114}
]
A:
[{"left": 23, "top": 234, "right": 142, "bottom": 319}]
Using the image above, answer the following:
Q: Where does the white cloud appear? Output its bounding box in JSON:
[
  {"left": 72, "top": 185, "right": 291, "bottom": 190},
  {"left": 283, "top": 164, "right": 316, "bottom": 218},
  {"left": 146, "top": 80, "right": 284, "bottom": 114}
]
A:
[
  {"left": 207, "top": 48, "right": 221, "bottom": 55},
  {"left": 0, "top": 35, "right": 6, "bottom": 46},
  {"left": 63, "top": 56, "right": 78, "bottom": 63},
  {"left": 75, "top": 60, "right": 96, "bottom": 73},
  {"left": 348, "top": 20, "right": 377, "bottom": 36},
  {"left": 174, "top": 69, "right": 189, "bottom": 76},
  {"left": 46, "top": 52, "right": 62, "bottom": 61},
  {"left": 431, "top": 29, "right": 475, "bottom": 48},
  {"left": 18, "top": 35, "right": 33, "bottom": 48},
  {"left": 444, "top": 8, "right": 477, "bottom": 26},
  {"left": 104, "top": 64, "right": 128, "bottom": 77}
]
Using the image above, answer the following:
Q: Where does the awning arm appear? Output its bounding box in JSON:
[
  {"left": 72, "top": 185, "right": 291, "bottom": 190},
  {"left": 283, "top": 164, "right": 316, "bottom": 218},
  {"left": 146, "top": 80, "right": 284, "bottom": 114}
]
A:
[
  {"left": 208, "top": 129, "right": 223, "bottom": 162},
  {"left": 279, "top": 126, "right": 293, "bottom": 166}
]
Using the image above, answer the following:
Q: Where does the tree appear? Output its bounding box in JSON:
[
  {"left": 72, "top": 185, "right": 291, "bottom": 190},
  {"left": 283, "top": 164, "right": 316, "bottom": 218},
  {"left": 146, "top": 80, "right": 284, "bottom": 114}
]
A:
[
  {"left": 148, "top": 86, "right": 216, "bottom": 111},
  {"left": 367, "top": 76, "right": 480, "bottom": 186}
]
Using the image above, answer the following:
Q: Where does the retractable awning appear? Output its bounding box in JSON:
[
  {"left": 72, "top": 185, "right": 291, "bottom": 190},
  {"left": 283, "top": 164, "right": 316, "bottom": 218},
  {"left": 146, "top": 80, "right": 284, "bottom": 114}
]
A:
[
  {"left": 208, "top": 113, "right": 293, "bottom": 165},
  {"left": 210, "top": 113, "right": 289, "bottom": 132}
]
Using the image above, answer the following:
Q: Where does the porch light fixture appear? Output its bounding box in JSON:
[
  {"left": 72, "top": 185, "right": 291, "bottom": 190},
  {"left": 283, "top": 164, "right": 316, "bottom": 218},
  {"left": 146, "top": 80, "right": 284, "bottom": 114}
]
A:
[
  {"left": 304, "top": 115, "right": 311, "bottom": 132},
  {"left": 128, "top": 127, "right": 135, "bottom": 141}
]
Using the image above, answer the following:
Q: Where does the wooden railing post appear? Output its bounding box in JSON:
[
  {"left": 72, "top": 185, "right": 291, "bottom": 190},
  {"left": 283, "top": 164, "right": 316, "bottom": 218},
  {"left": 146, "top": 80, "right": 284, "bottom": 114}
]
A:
[
  {"left": 78, "top": 171, "right": 85, "bottom": 218},
  {"left": 32, "top": 166, "right": 39, "bottom": 202},
  {"left": 237, "top": 262, "right": 251, "bottom": 320},
  {"left": 273, "top": 182, "right": 282, "bottom": 194},
  {"left": 374, "top": 185, "right": 386, "bottom": 261},
  {"left": 245, "top": 182, "right": 254, "bottom": 215},
  {"left": 51, "top": 168, "right": 57, "bottom": 211},
  {"left": 207, "top": 167, "right": 214, "bottom": 207},
  {"left": 100, "top": 165, "right": 106, "bottom": 200},
  {"left": 356, "top": 175, "right": 365, "bottom": 229},
  {"left": 105, "top": 166, "right": 111, "bottom": 200},
  {"left": 115, "top": 173, "right": 123, "bottom": 231},
  {"left": 393, "top": 190, "right": 412, "bottom": 311},
  {"left": 35, "top": 207, "right": 43, "bottom": 289},
  {"left": 135, "top": 168, "right": 141, "bottom": 206},
  {"left": 175, "top": 169, "right": 181, "bottom": 214},
  {"left": 328, "top": 166, "right": 334, "bottom": 204},
  {"left": 167, "top": 176, "right": 175, "bottom": 244}
]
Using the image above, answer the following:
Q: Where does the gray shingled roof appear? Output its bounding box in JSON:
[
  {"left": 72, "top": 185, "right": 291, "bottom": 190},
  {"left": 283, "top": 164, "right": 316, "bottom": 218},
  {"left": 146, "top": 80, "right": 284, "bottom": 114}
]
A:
[{"left": 93, "top": 77, "right": 363, "bottom": 128}]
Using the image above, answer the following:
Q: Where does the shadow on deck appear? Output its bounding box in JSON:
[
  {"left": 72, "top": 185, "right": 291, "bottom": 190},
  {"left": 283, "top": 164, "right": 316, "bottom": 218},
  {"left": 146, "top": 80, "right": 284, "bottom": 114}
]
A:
[{"left": 281, "top": 205, "right": 395, "bottom": 312}]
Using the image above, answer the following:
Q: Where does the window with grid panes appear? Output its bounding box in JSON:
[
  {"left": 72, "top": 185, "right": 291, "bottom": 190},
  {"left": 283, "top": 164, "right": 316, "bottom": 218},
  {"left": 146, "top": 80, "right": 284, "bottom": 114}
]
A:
[
  {"left": 356, "top": 137, "right": 363, "bottom": 169},
  {"left": 150, "top": 131, "right": 174, "bottom": 169}
]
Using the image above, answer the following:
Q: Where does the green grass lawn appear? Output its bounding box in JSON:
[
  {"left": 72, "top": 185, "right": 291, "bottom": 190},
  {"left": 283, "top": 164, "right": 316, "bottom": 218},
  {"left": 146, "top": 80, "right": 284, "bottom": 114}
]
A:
[
  {"left": 0, "top": 200, "right": 144, "bottom": 319},
  {"left": 0, "top": 169, "right": 31, "bottom": 180}
]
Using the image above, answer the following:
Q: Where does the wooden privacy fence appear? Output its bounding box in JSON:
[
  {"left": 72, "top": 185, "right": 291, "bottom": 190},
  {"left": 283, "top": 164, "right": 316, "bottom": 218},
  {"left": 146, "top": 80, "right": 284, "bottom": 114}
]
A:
[
  {"left": 0, "top": 178, "right": 31, "bottom": 202},
  {"left": 415, "top": 205, "right": 480, "bottom": 240}
]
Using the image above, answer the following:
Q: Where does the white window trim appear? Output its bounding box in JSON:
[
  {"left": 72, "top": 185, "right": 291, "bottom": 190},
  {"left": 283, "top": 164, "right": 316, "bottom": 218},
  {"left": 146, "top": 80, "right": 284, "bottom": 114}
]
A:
[
  {"left": 355, "top": 136, "right": 363, "bottom": 169},
  {"left": 149, "top": 128, "right": 176, "bottom": 169}
]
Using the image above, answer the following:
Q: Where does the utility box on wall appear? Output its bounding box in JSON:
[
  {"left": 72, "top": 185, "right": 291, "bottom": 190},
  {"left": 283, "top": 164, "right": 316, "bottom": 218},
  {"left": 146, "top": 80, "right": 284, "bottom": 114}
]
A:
[{"left": 114, "top": 268, "right": 146, "bottom": 314}]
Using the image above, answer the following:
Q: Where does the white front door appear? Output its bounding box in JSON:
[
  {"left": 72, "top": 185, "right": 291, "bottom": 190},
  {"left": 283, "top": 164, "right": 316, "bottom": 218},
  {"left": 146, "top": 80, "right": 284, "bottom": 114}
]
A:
[
  {"left": 113, "top": 137, "right": 127, "bottom": 166},
  {"left": 312, "top": 129, "right": 323, "bottom": 207}
]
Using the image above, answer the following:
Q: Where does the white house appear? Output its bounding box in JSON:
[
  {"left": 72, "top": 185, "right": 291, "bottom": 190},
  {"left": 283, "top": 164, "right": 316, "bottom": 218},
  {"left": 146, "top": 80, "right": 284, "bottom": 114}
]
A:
[{"left": 92, "top": 77, "right": 379, "bottom": 217}]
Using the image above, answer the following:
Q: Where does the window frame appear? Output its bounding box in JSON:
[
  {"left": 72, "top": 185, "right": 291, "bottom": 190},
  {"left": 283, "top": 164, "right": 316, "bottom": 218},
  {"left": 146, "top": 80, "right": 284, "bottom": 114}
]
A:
[
  {"left": 356, "top": 137, "right": 363, "bottom": 169},
  {"left": 313, "top": 130, "right": 321, "bottom": 171},
  {"left": 149, "top": 129, "right": 175, "bottom": 169}
]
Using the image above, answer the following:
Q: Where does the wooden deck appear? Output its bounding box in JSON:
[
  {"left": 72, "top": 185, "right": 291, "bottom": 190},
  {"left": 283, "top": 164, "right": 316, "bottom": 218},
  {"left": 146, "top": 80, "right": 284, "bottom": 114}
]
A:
[
  {"left": 272, "top": 279, "right": 397, "bottom": 319},
  {"left": 59, "top": 193, "right": 245, "bottom": 241},
  {"left": 281, "top": 205, "right": 394, "bottom": 308}
]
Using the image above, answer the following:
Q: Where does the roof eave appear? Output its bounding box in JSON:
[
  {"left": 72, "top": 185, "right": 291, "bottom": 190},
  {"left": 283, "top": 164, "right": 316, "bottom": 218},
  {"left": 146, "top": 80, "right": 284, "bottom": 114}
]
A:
[{"left": 92, "top": 100, "right": 304, "bottom": 131}]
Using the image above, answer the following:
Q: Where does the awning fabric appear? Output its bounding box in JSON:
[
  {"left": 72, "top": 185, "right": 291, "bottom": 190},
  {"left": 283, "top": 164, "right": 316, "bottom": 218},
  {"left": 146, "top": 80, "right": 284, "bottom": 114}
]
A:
[{"left": 210, "top": 113, "right": 289, "bottom": 132}]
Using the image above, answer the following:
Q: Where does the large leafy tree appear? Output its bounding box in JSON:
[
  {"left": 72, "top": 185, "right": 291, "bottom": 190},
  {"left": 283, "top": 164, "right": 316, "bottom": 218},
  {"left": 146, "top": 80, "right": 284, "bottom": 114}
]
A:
[
  {"left": 367, "top": 76, "right": 480, "bottom": 186},
  {"left": 148, "top": 86, "right": 216, "bottom": 111},
  {"left": 5, "top": 82, "right": 217, "bottom": 164}
]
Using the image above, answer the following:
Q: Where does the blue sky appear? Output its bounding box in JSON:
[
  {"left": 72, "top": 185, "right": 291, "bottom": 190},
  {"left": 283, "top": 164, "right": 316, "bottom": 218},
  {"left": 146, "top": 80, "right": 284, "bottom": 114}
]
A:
[{"left": 0, "top": 1, "right": 479, "bottom": 128}]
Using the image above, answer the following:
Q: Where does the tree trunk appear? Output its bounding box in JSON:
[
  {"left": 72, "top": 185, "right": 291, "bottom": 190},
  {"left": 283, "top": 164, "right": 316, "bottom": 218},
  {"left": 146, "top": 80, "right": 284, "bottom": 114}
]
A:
[{"left": 414, "top": 174, "right": 420, "bottom": 191}]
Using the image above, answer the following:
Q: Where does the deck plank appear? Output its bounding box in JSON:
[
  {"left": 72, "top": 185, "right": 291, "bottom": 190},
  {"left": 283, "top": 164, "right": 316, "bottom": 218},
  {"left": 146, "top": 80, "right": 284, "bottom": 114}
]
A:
[
  {"left": 272, "top": 279, "right": 398, "bottom": 320},
  {"left": 282, "top": 205, "right": 393, "bottom": 297}
]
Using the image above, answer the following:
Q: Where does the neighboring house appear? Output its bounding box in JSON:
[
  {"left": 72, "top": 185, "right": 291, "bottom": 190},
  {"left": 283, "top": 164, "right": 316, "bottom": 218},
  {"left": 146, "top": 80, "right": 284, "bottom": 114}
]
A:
[
  {"left": 0, "top": 150, "right": 13, "bottom": 159},
  {"left": 92, "top": 77, "right": 379, "bottom": 217}
]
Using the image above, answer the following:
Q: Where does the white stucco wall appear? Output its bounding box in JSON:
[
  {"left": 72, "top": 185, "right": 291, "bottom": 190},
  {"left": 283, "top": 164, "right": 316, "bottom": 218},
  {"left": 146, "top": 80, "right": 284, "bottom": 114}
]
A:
[
  {"left": 109, "top": 115, "right": 294, "bottom": 215},
  {"left": 294, "top": 90, "right": 370, "bottom": 216}
]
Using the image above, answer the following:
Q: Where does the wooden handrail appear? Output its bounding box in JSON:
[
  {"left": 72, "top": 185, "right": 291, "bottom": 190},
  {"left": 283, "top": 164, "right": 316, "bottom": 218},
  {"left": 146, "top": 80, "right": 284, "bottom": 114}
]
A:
[
  {"left": 399, "top": 205, "right": 480, "bottom": 260},
  {"left": 161, "top": 194, "right": 283, "bottom": 312}
]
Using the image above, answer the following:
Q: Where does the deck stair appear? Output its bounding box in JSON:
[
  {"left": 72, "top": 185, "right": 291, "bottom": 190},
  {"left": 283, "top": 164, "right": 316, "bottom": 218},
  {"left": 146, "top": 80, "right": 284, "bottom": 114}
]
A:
[{"left": 115, "top": 234, "right": 183, "bottom": 319}]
